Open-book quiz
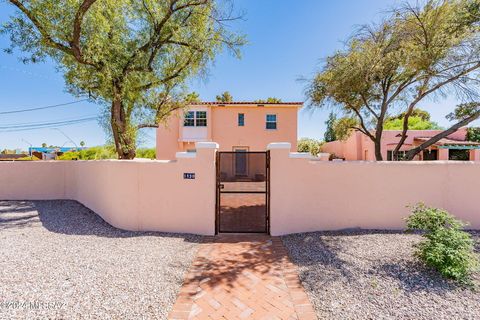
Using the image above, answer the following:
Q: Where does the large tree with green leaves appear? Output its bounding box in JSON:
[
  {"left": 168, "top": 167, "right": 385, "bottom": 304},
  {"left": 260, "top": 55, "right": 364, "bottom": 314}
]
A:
[
  {"left": 308, "top": 0, "right": 480, "bottom": 160},
  {"left": 2, "top": 0, "right": 244, "bottom": 159}
]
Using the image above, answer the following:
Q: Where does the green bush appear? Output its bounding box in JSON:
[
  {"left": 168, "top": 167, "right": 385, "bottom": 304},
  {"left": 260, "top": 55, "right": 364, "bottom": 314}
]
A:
[
  {"left": 297, "top": 138, "right": 323, "bottom": 156},
  {"left": 136, "top": 148, "right": 156, "bottom": 159},
  {"left": 406, "top": 203, "right": 479, "bottom": 282}
]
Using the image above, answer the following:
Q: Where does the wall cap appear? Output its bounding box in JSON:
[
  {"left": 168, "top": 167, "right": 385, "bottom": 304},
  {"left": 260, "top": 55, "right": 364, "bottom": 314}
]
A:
[
  {"left": 289, "top": 152, "right": 314, "bottom": 159},
  {"left": 196, "top": 142, "right": 219, "bottom": 149},
  {"left": 176, "top": 152, "right": 196, "bottom": 159},
  {"left": 267, "top": 142, "right": 291, "bottom": 150}
]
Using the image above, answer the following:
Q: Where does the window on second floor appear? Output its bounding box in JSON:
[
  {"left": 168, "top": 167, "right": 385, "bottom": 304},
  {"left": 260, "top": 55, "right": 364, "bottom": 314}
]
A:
[
  {"left": 266, "top": 114, "right": 277, "bottom": 130},
  {"left": 184, "top": 111, "right": 207, "bottom": 127},
  {"left": 238, "top": 113, "right": 245, "bottom": 126}
]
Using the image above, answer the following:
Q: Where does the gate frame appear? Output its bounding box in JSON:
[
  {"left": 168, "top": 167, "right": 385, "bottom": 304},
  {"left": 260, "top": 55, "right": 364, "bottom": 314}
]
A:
[{"left": 215, "top": 150, "right": 270, "bottom": 234}]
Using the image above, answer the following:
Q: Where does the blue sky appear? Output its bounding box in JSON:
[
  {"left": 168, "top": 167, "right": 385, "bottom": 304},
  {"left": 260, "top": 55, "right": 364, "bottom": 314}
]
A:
[{"left": 0, "top": 0, "right": 477, "bottom": 150}]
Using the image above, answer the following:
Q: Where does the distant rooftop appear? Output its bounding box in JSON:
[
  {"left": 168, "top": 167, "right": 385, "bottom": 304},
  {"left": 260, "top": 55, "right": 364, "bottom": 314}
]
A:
[{"left": 189, "top": 101, "right": 303, "bottom": 106}]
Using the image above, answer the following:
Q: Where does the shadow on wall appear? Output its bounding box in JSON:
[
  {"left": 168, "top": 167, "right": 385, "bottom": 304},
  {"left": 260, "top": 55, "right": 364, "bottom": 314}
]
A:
[{"left": 0, "top": 200, "right": 201, "bottom": 243}]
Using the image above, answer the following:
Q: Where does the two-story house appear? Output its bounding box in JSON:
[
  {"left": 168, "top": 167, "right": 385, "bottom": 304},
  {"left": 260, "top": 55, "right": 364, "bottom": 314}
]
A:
[{"left": 156, "top": 101, "right": 302, "bottom": 159}]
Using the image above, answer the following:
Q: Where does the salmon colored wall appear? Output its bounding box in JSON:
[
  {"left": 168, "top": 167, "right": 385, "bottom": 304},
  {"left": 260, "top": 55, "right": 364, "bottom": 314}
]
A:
[
  {"left": 211, "top": 106, "right": 298, "bottom": 152},
  {"left": 156, "top": 104, "right": 299, "bottom": 159},
  {"left": 322, "top": 128, "right": 470, "bottom": 161},
  {"left": 156, "top": 112, "right": 181, "bottom": 160},
  {"left": 268, "top": 143, "right": 480, "bottom": 236},
  {"left": 2, "top": 142, "right": 217, "bottom": 235}
]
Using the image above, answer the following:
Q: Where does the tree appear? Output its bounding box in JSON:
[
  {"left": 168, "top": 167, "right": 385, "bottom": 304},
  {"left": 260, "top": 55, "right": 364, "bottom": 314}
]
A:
[
  {"left": 254, "top": 97, "right": 282, "bottom": 103},
  {"left": 307, "top": 0, "right": 480, "bottom": 160},
  {"left": 185, "top": 92, "right": 201, "bottom": 103},
  {"left": 3, "top": 0, "right": 245, "bottom": 159},
  {"left": 216, "top": 91, "right": 233, "bottom": 103},
  {"left": 466, "top": 127, "right": 480, "bottom": 142},
  {"left": 41, "top": 142, "right": 47, "bottom": 148},
  {"left": 384, "top": 116, "right": 442, "bottom": 130},
  {"left": 297, "top": 138, "right": 323, "bottom": 156},
  {"left": 324, "top": 112, "right": 337, "bottom": 142},
  {"left": 79, "top": 141, "right": 86, "bottom": 147}
]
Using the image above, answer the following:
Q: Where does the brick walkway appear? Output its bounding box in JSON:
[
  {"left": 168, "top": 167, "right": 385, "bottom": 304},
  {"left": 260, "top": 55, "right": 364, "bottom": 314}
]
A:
[{"left": 168, "top": 236, "right": 316, "bottom": 320}]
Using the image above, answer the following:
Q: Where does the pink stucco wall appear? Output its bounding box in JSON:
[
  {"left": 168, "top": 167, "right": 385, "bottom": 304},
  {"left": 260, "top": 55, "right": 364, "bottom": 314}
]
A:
[
  {"left": 156, "top": 103, "right": 300, "bottom": 159},
  {"left": 322, "top": 128, "right": 470, "bottom": 160},
  {"left": 268, "top": 142, "right": 480, "bottom": 235},
  {"left": 1, "top": 142, "right": 217, "bottom": 235},
  {"left": 1, "top": 141, "right": 480, "bottom": 236}
]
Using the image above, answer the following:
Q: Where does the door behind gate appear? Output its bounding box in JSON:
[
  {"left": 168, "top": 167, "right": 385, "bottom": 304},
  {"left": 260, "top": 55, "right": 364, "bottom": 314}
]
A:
[{"left": 216, "top": 151, "right": 270, "bottom": 234}]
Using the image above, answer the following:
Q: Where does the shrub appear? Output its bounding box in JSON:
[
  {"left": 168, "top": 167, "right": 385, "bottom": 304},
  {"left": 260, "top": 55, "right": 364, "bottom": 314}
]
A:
[
  {"left": 406, "top": 203, "right": 479, "bottom": 282},
  {"left": 136, "top": 148, "right": 156, "bottom": 159},
  {"left": 297, "top": 138, "right": 323, "bottom": 156}
]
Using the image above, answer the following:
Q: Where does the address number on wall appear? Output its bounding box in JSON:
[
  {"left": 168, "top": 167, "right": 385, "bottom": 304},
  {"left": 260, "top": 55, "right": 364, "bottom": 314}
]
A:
[{"left": 183, "top": 173, "right": 195, "bottom": 179}]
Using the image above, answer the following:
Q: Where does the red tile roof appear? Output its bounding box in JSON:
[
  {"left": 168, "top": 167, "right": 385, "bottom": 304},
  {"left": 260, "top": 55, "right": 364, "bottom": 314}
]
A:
[{"left": 189, "top": 101, "right": 303, "bottom": 106}]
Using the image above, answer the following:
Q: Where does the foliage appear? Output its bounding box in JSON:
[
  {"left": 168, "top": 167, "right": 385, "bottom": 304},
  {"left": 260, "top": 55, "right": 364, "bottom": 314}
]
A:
[
  {"left": 307, "top": 0, "right": 480, "bottom": 160},
  {"left": 406, "top": 203, "right": 479, "bottom": 282},
  {"left": 216, "top": 91, "right": 233, "bottom": 103},
  {"left": 136, "top": 148, "right": 156, "bottom": 159},
  {"left": 185, "top": 92, "right": 201, "bottom": 103},
  {"left": 389, "top": 109, "right": 432, "bottom": 122},
  {"left": 332, "top": 117, "right": 359, "bottom": 141},
  {"left": 16, "top": 155, "right": 41, "bottom": 161},
  {"left": 3, "top": 0, "right": 245, "bottom": 159},
  {"left": 79, "top": 141, "right": 86, "bottom": 147},
  {"left": 58, "top": 146, "right": 117, "bottom": 160},
  {"left": 58, "top": 145, "right": 155, "bottom": 160},
  {"left": 297, "top": 138, "right": 323, "bottom": 156},
  {"left": 254, "top": 97, "right": 282, "bottom": 103},
  {"left": 384, "top": 116, "right": 443, "bottom": 130},
  {"left": 466, "top": 127, "right": 480, "bottom": 142},
  {"left": 324, "top": 112, "right": 337, "bottom": 142},
  {"left": 41, "top": 143, "right": 47, "bottom": 148}
]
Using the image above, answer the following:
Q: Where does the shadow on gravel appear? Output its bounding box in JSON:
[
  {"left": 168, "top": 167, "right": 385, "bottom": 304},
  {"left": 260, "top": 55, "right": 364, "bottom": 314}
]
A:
[
  {"left": 0, "top": 200, "right": 201, "bottom": 243},
  {"left": 374, "top": 261, "right": 463, "bottom": 294},
  {"left": 282, "top": 232, "right": 356, "bottom": 285}
]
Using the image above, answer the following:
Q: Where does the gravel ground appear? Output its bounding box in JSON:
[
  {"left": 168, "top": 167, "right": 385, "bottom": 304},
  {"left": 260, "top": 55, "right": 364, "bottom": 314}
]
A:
[
  {"left": 282, "top": 230, "right": 480, "bottom": 320},
  {"left": 0, "top": 200, "right": 201, "bottom": 320}
]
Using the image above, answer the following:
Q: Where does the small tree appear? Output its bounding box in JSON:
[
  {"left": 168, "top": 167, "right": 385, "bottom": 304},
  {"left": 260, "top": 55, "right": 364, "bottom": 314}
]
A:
[
  {"left": 254, "top": 97, "right": 282, "bottom": 103},
  {"left": 216, "top": 91, "right": 233, "bottom": 103},
  {"left": 324, "top": 112, "right": 337, "bottom": 142},
  {"left": 297, "top": 138, "right": 323, "bottom": 156},
  {"left": 79, "top": 141, "right": 86, "bottom": 147},
  {"left": 406, "top": 203, "right": 479, "bottom": 282},
  {"left": 308, "top": 0, "right": 480, "bottom": 160},
  {"left": 41, "top": 142, "right": 47, "bottom": 148},
  {"left": 3, "top": 0, "right": 245, "bottom": 159}
]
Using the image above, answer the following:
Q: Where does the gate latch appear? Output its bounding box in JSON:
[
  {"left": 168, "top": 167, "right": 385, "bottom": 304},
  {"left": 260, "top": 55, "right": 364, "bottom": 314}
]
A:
[{"left": 219, "top": 184, "right": 225, "bottom": 189}]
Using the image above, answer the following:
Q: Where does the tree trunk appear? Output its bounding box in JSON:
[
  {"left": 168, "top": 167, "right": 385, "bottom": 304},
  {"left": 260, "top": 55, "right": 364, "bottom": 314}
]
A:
[
  {"left": 374, "top": 139, "right": 383, "bottom": 160},
  {"left": 404, "top": 111, "right": 480, "bottom": 160},
  {"left": 111, "top": 97, "right": 136, "bottom": 159}
]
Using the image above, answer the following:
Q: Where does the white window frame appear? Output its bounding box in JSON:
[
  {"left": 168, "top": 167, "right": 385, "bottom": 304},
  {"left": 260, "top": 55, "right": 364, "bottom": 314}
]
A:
[
  {"left": 266, "top": 114, "right": 277, "bottom": 130},
  {"left": 184, "top": 111, "right": 207, "bottom": 127}
]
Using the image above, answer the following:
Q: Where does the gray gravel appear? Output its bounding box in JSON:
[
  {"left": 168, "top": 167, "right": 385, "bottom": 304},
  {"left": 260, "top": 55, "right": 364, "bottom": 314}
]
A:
[
  {"left": 282, "top": 230, "right": 480, "bottom": 320},
  {"left": 0, "top": 200, "right": 201, "bottom": 320}
]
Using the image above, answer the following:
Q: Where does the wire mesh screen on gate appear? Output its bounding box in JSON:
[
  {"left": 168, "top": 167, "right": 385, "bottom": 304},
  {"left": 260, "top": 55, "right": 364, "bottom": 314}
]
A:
[{"left": 217, "top": 152, "right": 269, "bottom": 233}]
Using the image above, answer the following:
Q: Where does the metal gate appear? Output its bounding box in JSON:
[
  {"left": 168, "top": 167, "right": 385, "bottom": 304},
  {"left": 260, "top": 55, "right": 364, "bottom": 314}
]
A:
[{"left": 216, "top": 151, "right": 270, "bottom": 234}]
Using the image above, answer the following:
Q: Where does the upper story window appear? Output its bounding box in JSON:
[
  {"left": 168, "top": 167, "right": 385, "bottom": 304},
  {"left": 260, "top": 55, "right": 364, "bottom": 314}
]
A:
[
  {"left": 238, "top": 113, "right": 245, "bottom": 126},
  {"left": 195, "top": 111, "right": 207, "bottom": 126},
  {"left": 266, "top": 114, "right": 277, "bottom": 130},
  {"left": 184, "top": 111, "right": 207, "bottom": 127}
]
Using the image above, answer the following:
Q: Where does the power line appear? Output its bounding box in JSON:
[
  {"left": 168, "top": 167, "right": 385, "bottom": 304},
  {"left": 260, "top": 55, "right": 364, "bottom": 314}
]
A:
[
  {"left": 0, "top": 114, "right": 99, "bottom": 127},
  {"left": 0, "top": 117, "right": 98, "bottom": 132},
  {"left": 0, "top": 99, "right": 89, "bottom": 115}
]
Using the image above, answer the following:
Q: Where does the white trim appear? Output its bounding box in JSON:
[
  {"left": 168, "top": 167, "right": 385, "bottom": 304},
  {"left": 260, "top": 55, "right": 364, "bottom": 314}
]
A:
[
  {"left": 176, "top": 152, "right": 197, "bottom": 159},
  {"left": 267, "top": 142, "right": 291, "bottom": 150},
  {"left": 196, "top": 142, "right": 219, "bottom": 149}
]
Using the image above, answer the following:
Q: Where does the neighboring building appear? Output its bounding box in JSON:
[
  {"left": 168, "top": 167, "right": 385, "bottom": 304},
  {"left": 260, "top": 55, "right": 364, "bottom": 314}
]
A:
[
  {"left": 29, "top": 147, "right": 86, "bottom": 160},
  {"left": 156, "top": 102, "right": 302, "bottom": 159},
  {"left": 322, "top": 127, "right": 480, "bottom": 161}
]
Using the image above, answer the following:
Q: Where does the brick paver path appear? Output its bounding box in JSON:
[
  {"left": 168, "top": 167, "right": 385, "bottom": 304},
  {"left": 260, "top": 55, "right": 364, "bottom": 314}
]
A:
[{"left": 168, "top": 236, "right": 316, "bottom": 320}]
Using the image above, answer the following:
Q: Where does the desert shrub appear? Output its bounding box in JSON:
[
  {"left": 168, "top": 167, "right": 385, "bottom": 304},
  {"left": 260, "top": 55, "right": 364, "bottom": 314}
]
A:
[
  {"left": 406, "top": 203, "right": 479, "bottom": 282},
  {"left": 297, "top": 138, "right": 323, "bottom": 156}
]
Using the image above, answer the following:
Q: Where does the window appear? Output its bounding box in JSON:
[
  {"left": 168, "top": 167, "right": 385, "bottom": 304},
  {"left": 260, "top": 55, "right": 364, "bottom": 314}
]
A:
[
  {"left": 266, "top": 114, "right": 277, "bottom": 130},
  {"left": 387, "top": 150, "right": 407, "bottom": 161},
  {"left": 183, "top": 111, "right": 207, "bottom": 127},
  {"left": 195, "top": 111, "right": 207, "bottom": 127},
  {"left": 238, "top": 113, "right": 245, "bottom": 126},
  {"left": 184, "top": 111, "right": 195, "bottom": 127}
]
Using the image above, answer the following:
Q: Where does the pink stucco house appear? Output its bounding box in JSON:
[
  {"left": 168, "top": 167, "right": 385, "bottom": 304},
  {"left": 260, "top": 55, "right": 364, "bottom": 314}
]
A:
[
  {"left": 156, "top": 101, "right": 302, "bottom": 159},
  {"left": 322, "top": 128, "right": 480, "bottom": 161}
]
